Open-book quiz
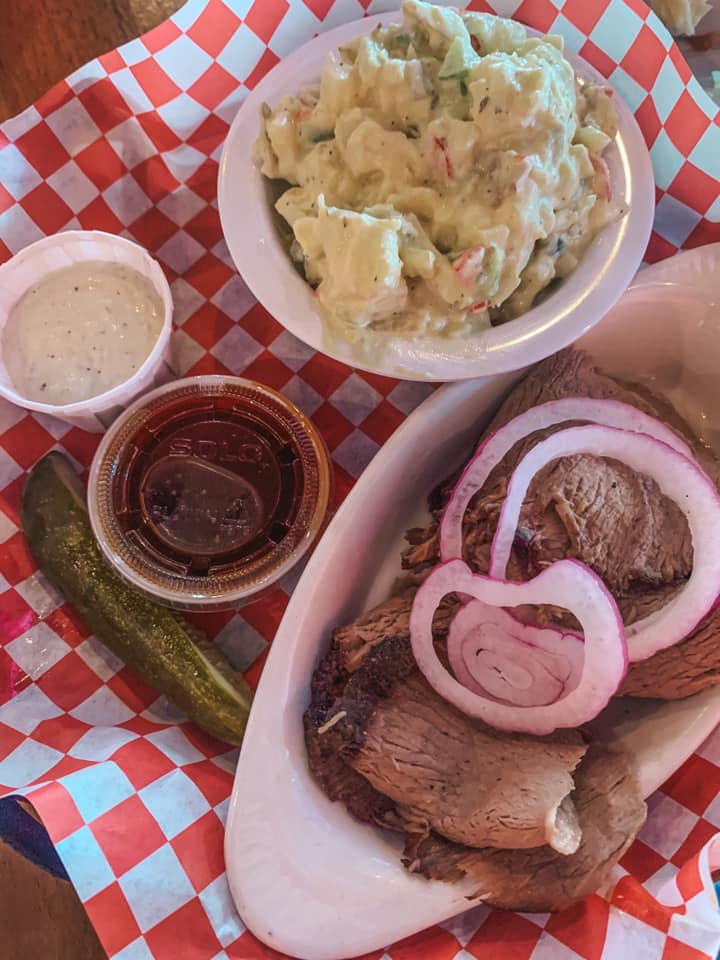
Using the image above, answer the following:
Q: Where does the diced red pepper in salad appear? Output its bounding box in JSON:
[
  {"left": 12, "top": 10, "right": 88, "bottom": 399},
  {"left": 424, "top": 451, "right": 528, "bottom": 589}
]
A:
[
  {"left": 433, "top": 136, "right": 454, "bottom": 179},
  {"left": 591, "top": 154, "right": 612, "bottom": 203},
  {"left": 452, "top": 245, "right": 486, "bottom": 284},
  {"left": 469, "top": 300, "right": 488, "bottom": 313}
]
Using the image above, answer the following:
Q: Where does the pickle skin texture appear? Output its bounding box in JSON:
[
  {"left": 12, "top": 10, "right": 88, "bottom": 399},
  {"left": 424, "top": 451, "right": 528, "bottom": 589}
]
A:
[{"left": 21, "top": 452, "right": 253, "bottom": 746}]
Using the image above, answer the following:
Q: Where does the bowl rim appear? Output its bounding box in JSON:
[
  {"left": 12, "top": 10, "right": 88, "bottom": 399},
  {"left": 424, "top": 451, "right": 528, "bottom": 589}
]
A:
[
  {"left": 218, "top": 9, "right": 656, "bottom": 382},
  {"left": 0, "top": 229, "right": 173, "bottom": 416}
]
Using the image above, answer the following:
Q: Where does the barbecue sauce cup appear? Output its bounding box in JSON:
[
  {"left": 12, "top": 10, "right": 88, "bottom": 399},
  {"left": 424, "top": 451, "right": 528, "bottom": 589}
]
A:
[{"left": 88, "top": 376, "right": 331, "bottom": 610}]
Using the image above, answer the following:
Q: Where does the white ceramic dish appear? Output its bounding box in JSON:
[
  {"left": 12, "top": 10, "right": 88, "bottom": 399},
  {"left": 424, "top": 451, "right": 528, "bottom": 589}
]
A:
[
  {"left": 218, "top": 10, "right": 655, "bottom": 383},
  {"left": 225, "top": 243, "right": 720, "bottom": 960},
  {"left": 0, "top": 230, "right": 173, "bottom": 432}
]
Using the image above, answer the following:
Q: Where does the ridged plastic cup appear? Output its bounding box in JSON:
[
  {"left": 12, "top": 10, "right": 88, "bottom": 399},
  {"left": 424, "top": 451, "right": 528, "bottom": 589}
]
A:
[{"left": 88, "top": 375, "right": 332, "bottom": 611}]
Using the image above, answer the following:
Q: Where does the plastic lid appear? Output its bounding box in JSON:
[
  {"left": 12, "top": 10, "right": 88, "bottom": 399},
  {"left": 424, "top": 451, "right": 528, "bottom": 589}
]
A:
[{"left": 88, "top": 376, "right": 331, "bottom": 609}]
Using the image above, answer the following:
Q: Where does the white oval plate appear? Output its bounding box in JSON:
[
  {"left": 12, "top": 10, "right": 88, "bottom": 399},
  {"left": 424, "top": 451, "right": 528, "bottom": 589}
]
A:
[
  {"left": 218, "top": 11, "right": 655, "bottom": 382},
  {"left": 225, "top": 243, "right": 720, "bottom": 960}
]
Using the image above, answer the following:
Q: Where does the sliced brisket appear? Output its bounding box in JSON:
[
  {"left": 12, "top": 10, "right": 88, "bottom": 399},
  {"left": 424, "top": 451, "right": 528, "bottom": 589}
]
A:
[
  {"left": 302, "top": 346, "right": 707, "bottom": 913},
  {"left": 403, "top": 348, "right": 720, "bottom": 699},
  {"left": 333, "top": 586, "right": 455, "bottom": 674},
  {"left": 621, "top": 605, "right": 720, "bottom": 699},
  {"left": 320, "top": 634, "right": 586, "bottom": 854},
  {"left": 404, "top": 742, "right": 646, "bottom": 912},
  {"left": 404, "top": 349, "right": 695, "bottom": 593}
]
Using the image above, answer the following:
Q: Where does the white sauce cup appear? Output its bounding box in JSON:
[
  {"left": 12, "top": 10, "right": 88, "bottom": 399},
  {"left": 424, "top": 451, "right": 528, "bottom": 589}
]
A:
[{"left": 0, "top": 230, "right": 173, "bottom": 432}]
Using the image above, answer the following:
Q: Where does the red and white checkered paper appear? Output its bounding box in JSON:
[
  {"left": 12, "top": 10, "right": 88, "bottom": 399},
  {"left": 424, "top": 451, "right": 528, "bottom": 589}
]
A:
[{"left": 0, "top": 0, "right": 719, "bottom": 957}]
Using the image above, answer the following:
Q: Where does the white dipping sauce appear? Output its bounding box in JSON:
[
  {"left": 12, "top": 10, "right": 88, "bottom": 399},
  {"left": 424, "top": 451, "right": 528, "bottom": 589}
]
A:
[{"left": 2, "top": 261, "right": 164, "bottom": 405}]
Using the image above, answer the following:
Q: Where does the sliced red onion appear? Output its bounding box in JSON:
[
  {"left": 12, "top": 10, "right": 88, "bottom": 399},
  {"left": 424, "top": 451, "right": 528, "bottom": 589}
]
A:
[
  {"left": 489, "top": 424, "right": 720, "bottom": 662},
  {"left": 409, "top": 558, "right": 626, "bottom": 734},
  {"left": 448, "top": 601, "right": 583, "bottom": 707},
  {"left": 439, "top": 397, "right": 693, "bottom": 563}
]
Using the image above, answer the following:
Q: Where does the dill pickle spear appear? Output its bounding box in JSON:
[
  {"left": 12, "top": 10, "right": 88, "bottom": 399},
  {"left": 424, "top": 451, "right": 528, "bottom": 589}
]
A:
[{"left": 21, "top": 452, "right": 253, "bottom": 746}]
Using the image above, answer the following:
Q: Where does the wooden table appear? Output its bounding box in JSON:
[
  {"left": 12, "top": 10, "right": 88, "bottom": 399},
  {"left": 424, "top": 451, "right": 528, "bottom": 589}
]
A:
[
  {"left": 1, "top": 3, "right": 181, "bottom": 955},
  {"left": 0, "top": 0, "right": 182, "bottom": 122}
]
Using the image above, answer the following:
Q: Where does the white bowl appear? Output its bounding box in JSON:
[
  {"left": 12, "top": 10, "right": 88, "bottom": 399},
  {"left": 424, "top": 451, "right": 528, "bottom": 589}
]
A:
[
  {"left": 224, "top": 243, "right": 720, "bottom": 959},
  {"left": 0, "top": 230, "right": 173, "bottom": 432},
  {"left": 218, "top": 11, "right": 655, "bottom": 382}
]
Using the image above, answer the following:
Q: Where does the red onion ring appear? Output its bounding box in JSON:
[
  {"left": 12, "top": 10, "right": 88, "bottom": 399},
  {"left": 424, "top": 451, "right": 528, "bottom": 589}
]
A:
[
  {"left": 489, "top": 424, "right": 720, "bottom": 662},
  {"left": 409, "top": 558, "right": 626, "bottom": 734},
  {"left": 448, "top": 601, "right": 583, "bottom": 707},
  {"left": 439, "top": 398, "right": 693, "bottom": 563}
]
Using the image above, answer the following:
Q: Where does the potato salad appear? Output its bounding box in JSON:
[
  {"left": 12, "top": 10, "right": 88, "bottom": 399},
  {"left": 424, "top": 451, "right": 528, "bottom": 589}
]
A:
[{"left": 254, "top": 0, "right": 619, "bottom": 340}]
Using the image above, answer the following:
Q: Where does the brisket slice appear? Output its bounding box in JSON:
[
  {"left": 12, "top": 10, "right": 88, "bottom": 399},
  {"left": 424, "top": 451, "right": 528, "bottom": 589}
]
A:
[
  {"left": 620, "top": 604, "right": 720, "bottom": 699},
  {"left": 320, "top": 634, "right": 586, "bottom": 854},
  {"left": 305, "top": 597, "right": 645, "bottom": 911},
  {"left": 403, "top": 348, "right": 720, "bottom": 699},
  {"left": 404, "top": 742, "right": 646, "bottom": 913},
  {"left": 333, "top": 588, "right": 419, "bottom": 674},
  {"left": 333, "top": 585, "right": 456, "bottom": 674},
  {"left": 306, "top": 594, "right": 458, "bottom": 834},
  {"left": 403, "top": 348, "right": 696, "bottom": 593},
  {"left": 514, "top": 455, "right": 691, "bottom": 592}
]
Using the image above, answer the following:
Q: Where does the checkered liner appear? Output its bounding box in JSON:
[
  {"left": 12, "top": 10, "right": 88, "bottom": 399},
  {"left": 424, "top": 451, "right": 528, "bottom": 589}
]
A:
[{"left": 0, "top": 0, "right": 718, "bottom": 957}]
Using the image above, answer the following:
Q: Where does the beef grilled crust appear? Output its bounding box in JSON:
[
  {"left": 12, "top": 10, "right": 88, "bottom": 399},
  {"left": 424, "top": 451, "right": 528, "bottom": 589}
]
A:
[
  {"left": 319, "top": 636, "right": 417, "bottom": 753},
  {"left": 304, "top": 643, "right": 401, "bottom": 830}
]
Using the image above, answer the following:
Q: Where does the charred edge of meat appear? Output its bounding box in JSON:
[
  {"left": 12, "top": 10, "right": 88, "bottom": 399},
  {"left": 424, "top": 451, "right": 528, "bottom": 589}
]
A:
[
  {"left": 304, "top": 644, "right": 401, "bottom": 830},
  {"left": 511, "top": 526, "right": 536, "bottom": 578},
  {"left": 305, "top": 711, "right": 399, "bottom": 828},
  {"left": 319, "top": 636, "right": 417, "bottom": 756},
  {"left": 333, "top": 588, "right": 417, "bottom": 673},
  {"left": 428, "top": 468, "right": 463, "bottom": 514},
  {"left": 305, "top": 642, "right": 349, "bottom": 728}
]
